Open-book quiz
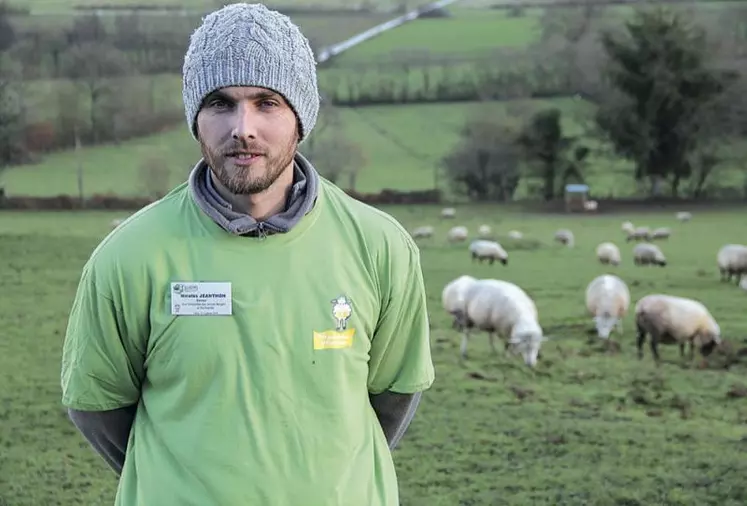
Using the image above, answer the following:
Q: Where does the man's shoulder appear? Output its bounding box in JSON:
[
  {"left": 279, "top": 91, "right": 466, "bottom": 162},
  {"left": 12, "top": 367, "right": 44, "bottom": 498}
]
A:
[
  {"left": 86, "top": 183, "right": 191, "bottom": 274},
  {"left": 320, "top": 179, "right": 418, "bottom": 256}
]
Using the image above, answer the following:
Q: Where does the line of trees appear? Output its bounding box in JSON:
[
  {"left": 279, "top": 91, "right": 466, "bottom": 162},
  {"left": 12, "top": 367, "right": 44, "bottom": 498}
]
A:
[{"left": 442, "top": 7, "right": 747, "bottom": 200}]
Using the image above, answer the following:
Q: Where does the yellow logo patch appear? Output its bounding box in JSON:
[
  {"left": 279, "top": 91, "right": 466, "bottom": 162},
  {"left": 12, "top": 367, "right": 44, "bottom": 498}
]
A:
[{"left": 313, "top": 329, "right": 355, "bottom": 350}]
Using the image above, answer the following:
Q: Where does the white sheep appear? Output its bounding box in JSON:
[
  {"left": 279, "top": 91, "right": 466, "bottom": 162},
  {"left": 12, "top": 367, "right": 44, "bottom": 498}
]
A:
[
  {"left": 650, "top": 227, "right": 671, "bottom": 240},
  {"left": 411, "top": 225, "right": 434, "bottom": 239},
  {"left": 447, "top": 226, "right": 468, "bottom": 243},
  {"left": 626, "top": 226, "right": 651, "bottom": 242},
  {"left": 676, "top": 211, "right": 692, "bottom": 222},
  {"left": 554, "top": 228, "right": 575, "bottom": 248},
  {"left": 441, "top": 207, "right": 456, "bottom": 218},
  {"left": 585, "top": 274, "right": 630, "bottom": 340},
  {"left": 584, "top": 200, "right": 598, "bottom": 211},
  {"left": 634, "top": 294, "right": 721, "bottom": 365},
  {"left": 469, "top": 240, "right": 508, "bottom": 266},
  {"left": 633, "top": 243, "right": 667, "bottom": 267},
  {"left": 717, "top": 244, "right": 747, "bottom": 284},
  {"left": 596, "top": 242, "right": 621, "bottom": 266},
  {"left": 441, "top": 275, "right": 478, "bottom": 331},
  {"left": 459, "top": 279, "right": 545, "bottom": 367},
  {"left": 622, "top": 221, "right": 635, "bottom": 234},
  {"left": 478, "top": 224, "right": 492, "bottom": 238},
  {"left": 110, "top": 218, "right": 125, "bottom": 229},
  {"left": 508, "top": 230, "right": 523, "bottom": 240}
]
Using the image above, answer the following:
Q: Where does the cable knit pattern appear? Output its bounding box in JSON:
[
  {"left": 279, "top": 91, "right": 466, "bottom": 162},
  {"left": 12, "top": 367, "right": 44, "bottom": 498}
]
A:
[{"left": 182, "top": 3, "right": 319, "bottom": 141}]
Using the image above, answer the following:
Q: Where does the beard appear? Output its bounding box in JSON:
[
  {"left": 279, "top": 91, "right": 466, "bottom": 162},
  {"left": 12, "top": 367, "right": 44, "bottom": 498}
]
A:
[{"left": 200, "top": 134, "right": 297, "bottom": 195}]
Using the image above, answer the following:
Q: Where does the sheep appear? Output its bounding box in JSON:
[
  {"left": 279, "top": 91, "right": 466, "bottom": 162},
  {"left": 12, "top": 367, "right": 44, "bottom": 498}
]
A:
[
  {"left": 650, "top": 227, "right": 671, "bottom": 240},
  {"left": 478, "top": 224, "right": 492, "bottom": 238},
  {"left": 584, "top": 200, "right": 598, "bottom": 211},
  {"left": 633, "top": 243, "right": 667, "bottom": 267},
  {"left": 441, "top": 207, "right": 456, "bottom": 218},
  {"left": 676, "top": 211, "right": 692, "bottom": 222},
  {"left": 635, "top": 294, "right": 721, "bottom": 366},
  {"left": 411, "top": 225, "right": 434, "bottom": 239},
  {"left": 622, "top": 221, "right": 635, "bottom": 235},
  {"left": 554, "top": 228, "right": 575, "bottom": 248},
  {"left": 508, "top": 230, "right": 523, "bottom": 240},
  {"left": 111, "top": 218, "right": 125, "bottom": 229},
  {"left": 585, "top": 274, "right": 630, "bottom": 342},
  {"left": 458, "top": 279, "right": 545, "bottom": 367},
  {"left": 626, "top": 226, "right": 651, "bottom": 242},
  {"left": 441, "top": 275, "right": 478, "bottom": 331},
  {"left": 469, "top": 240, "right": 508, "bottom": 265},
  {"left": 447, "top": 226, "right": 468, "bottom": 243},
  {"left": 596, "top": 242, "right": 621, "bottom": 266},
  {"left": 716, "top": 244, "right": 747, "bottom": 284}
]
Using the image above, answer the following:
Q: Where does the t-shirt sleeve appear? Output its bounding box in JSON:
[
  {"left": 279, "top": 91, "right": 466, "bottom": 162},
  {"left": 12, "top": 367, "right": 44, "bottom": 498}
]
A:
[
  {"left": 61, "top": 261, "right": 146, "bottom": 411},
  {"left": 367, "top": 235, "right": 435, "bottom": 395}
]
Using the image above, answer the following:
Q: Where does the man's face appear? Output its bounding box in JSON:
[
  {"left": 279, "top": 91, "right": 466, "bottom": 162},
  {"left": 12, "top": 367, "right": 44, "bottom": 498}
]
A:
[{"left": 196, "top": 86, "right": 299, "bottom": 195}]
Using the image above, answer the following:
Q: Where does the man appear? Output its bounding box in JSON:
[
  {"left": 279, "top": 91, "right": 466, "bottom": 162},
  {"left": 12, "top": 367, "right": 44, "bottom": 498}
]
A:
[{"left": 59, "top": 3, "right": 434, "bottom": 505}]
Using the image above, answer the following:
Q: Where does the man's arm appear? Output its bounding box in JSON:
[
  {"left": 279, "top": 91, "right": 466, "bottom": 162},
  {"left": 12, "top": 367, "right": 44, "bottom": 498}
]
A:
[
  {"left": 369, "top": 391, "right": 422, "bottom": 450},
  {"left": 68, "top": 405, "right": 138, "bottom": 476}
]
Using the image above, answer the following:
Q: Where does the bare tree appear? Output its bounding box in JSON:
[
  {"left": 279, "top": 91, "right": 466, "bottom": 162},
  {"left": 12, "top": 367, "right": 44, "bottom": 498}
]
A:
[{"left": 60, "top": 43, "right": 133, "bottom": 144}]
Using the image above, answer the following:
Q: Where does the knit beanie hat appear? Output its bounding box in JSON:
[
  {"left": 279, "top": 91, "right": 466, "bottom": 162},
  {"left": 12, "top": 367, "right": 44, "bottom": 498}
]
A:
[{"left": 182, "top": 3, "right": 320, "bottom": 142}]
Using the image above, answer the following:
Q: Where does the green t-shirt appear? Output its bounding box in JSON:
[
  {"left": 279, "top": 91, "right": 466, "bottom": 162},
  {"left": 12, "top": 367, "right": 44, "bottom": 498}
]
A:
[{"left": 60, "top": 178, "right": 435, "bottom": 506}]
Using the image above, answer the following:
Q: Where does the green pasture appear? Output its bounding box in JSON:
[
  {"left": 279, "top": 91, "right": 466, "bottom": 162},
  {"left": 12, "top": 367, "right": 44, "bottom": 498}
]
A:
[
  {"left": 12, "top": 0, "right": 407, "bottom": 14},
  {"left": 3, "top": 97, "right": 746, "bottom": 199},
  {"left": 1, "top": 207, "right": 747, "bottom": 505}
]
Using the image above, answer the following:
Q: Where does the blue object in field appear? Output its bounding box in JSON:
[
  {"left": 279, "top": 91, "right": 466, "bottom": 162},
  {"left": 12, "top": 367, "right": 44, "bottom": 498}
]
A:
[{"left": 565, "top": 184, "right": 589, "bottom": 193}]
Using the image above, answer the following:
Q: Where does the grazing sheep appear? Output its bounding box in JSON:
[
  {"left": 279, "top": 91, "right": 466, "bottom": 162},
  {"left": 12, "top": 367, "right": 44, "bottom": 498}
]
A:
[
  {"left": 635, "top": 294, "right": 721, "bottom": 365},
  {"left": 650, "top": 227, "right": 671, "bottom": 240},
  {"left": 584, "top": 200, "right": 598, "bottom": 211},
  {"left": 622, "top": 221, "right": 635, "bottom": 234},
  {"left": 441, "top": 207, "right": 456, "bottom": 218},
  {"left": 633, "top": 243, "right": 667, "bottom": 267},
  {"left": 478, "top": 224, "right": 492, "bottom": 238},
  {"left": 596, "top": 242, "right": 621, "bottom": 266},
  {"left": 554, "top": 229, "right": 575, "bottom": 248},
  {"left": 469, "top": 240, "right": 508, "bottom": 265},
  {"left": 441, "top": 275, "right": 478, "bottom": 330},
  {"left": 458, "top": 279, "right": 545, "bottom": 367},
  {"left": 717, "top": 244, "right": 747, "bottom": 284},
  {"left": 585, "top": 274, "right": 630, "bottom": 340},
  {"left": 676, "top": 211, "right": 692, "bottom": 222},
  {"left": 411, "top": 225, "right": 434, "bottom": 239},
  {"left": 508, "top": 230, "right": 523, "bottom": 240},
  {"left": 447, "top": 226, "right": 468, "bottom": 243},
  {"left": 626, "top": 226, "right": 651, "bottom": 242}
]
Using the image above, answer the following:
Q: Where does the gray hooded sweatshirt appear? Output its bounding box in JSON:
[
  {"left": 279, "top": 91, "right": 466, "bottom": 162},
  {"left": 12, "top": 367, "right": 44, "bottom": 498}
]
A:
[{"left": 68, "top": 154, "right": 422, "bottom": 476}]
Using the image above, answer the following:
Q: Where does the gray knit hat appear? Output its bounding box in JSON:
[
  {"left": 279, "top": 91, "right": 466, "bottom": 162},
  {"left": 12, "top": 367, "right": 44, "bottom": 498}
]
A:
[{"left": 182, "top": 3, "right": 319, "bottom": 141}]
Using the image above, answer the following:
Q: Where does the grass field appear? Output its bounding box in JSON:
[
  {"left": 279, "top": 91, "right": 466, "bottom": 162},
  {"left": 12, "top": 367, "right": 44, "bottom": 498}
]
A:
[
  {"left": 2, "top": 206, "right": 747, "bottom": 505},
  {"left": 3, "top": 97, "right": 746, "bottom": 199},
  {"left": 13, "top": 0, "right": 407, "bottom": 14}
]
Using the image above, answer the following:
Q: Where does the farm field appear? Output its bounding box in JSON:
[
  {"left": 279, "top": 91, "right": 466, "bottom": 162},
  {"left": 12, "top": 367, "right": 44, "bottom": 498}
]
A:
[
  {"left": 3, "top": 97, "right": 746, "bottom": 199},
  {"left": 13, "top": 0, "right": 407, "bottom": 14},
  {"left": 1, "top": 206, "right": 747, "bottom": 505}
]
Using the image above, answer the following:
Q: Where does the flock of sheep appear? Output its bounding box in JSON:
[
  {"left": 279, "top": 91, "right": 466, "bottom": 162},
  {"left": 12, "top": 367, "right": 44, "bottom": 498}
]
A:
[{"left": 412, "top": 209, "right": 747, "bottom": 369}]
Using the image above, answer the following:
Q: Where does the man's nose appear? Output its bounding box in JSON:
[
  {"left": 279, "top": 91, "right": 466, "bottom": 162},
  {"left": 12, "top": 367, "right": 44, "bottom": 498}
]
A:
[{"left": 231, "top": 103, "right": 258, "bottom": 140}]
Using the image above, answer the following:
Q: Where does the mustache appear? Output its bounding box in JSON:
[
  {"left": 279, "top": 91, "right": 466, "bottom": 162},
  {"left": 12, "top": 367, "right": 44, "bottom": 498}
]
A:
[{"left": 221, "top": 140, "right": 268, "bottom": 156}]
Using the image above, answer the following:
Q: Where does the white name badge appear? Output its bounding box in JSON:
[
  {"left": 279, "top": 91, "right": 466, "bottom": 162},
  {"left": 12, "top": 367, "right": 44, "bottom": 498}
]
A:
[{"left": 171, "top": 282, "right": 232, "bottom": 316}]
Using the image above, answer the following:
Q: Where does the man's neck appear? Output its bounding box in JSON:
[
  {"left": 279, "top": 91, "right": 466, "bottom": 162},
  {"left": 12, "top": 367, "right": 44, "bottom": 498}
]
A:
[{"left": 210, "top": 164, "right": 295, "bottom": 221}]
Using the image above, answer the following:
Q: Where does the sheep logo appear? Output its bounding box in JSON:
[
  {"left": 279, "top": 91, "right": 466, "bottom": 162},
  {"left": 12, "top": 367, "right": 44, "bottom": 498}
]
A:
[{"left": 331, "top": 295, "right": 353, "bottom": 331}]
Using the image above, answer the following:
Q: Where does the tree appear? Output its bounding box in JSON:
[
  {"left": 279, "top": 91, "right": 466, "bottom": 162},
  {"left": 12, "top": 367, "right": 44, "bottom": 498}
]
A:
[
  {"left": 60, "top": 42, "right": 133, "bottom": 144},
  {"left": 595, "top": 7, "right": 728, "bottom": 196},
  {"left": 517, "top": 108, "right": 588, "bottom": 201},
  {"left": 441, "top": 114, "right": 521, "bottom": 202},
  {"left": 0, "top": 54, "right": 26, "bottom": 169},
  {"left": 301, "top": 133, "right": 367, "bottom": 189}
]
